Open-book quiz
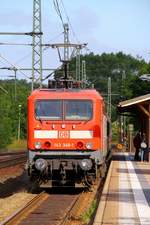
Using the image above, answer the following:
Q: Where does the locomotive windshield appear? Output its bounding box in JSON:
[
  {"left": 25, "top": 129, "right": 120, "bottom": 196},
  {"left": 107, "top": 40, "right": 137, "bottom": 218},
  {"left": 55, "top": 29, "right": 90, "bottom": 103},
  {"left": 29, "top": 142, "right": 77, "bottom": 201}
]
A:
[
  {"left": 35, "top": 100, "right": 92, "bottom": 121},
  {"left": 65, "top": 100, "right": 92, "bottom": 120},
  {"left": 35, "top": 100, "right": 62, "bottom": 120}
]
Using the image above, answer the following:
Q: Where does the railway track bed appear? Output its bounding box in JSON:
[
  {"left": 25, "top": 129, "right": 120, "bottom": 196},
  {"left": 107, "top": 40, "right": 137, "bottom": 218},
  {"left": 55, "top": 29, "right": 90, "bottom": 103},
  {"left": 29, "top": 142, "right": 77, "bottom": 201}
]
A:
[
  {"left": 0, "top": 192, "right": 36, "bottom": 223},
  {"left": 1, "top": 178, "right": 104, "bottom": 225},
  {"left": 0, "top": 151, "right": 26, "bottom": 156},
  {"left": 1, "top": 189, "right": 79, "bottom": 225},
  {"left": 0, "top": 152, "right": 27, "bottom": 169},
  {"left": 0, "top": 150, "right": 107, "bottom": 225}
]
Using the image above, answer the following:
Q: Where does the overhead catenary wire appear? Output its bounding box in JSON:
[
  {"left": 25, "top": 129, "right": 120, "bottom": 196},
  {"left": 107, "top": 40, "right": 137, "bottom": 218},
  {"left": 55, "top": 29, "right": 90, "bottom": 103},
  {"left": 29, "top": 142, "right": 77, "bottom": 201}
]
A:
[
  {"left": 0, "top": 31, "right": 64, "bottom": 82},
  {"left": 52, "top": 0, "right": 89, "bottom": 72},
  {"left": 58, "top": 1, "right": 92, "bottom": 56},
  {"left": 52, "top": 0, "right": 78, "bottom": 50},
  {"left": 42, "top": 31, "right": 64, "bottom": 51},
  {"left": 0, "top": 54, "right": 30, "bottom": 79},
  {"left": 0, "top": 42, "right": 32, "bottom": 46},
  {"left": 0, "top": 1, "right": 88, "bottom": 83},
  {"left": 42, "top": 64, "right": 63, "bottom": 81},
  {"left": 59, "top": 0, "right": 79, "bottom": 44},
  {"left": 15, "top": 32, "right": 64, "bottom": 64},
  {"left": 53, "top": 0, "right": 64, "bottom": 27}
]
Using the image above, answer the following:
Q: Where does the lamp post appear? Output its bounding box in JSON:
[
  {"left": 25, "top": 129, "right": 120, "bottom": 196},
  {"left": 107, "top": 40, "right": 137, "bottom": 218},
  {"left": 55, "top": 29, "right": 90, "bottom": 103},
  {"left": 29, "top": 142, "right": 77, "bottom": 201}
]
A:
[
  {"left": 18, "top": 104, "right": 22, "bottom": 141},
  {"left": 8, "top": 68, "right": 17, "bottom": 101},
  {"left": 139, "top": 74, "right": 150, "bottom": 149},
  {"left": 112, "top": 69, "right": 126, "bottom": 143},
  {"left": 107, "top": 77, "right": 112, "bottom": 121}
]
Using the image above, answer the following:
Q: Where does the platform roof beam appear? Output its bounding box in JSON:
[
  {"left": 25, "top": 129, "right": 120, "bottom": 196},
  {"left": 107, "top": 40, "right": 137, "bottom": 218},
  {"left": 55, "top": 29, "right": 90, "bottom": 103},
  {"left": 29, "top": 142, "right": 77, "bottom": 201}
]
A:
[{"left": 138, "top": 104, "right": 150, "bottom": 118}]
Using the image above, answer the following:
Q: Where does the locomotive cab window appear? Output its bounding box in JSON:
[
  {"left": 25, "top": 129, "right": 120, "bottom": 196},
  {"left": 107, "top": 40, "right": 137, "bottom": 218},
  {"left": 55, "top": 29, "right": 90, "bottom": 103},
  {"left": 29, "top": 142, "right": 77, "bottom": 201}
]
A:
[
  {"left": 65, "top": 100, "right": 92, "bottom": 120},
  {"left": 35, "top": 100, "right": 62, "bottom": 120}
]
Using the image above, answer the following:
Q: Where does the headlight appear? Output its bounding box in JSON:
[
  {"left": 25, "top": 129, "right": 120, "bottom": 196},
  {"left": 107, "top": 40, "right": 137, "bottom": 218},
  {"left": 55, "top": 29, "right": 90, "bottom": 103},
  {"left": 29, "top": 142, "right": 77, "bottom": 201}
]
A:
[
  {"left": 86, "top": 142, "right": 93, "bottom": 149},
  {"left": 35, "top": 141, "right": 41, "bottom": 149},
  {"left": 35, "top": 158, "right": 47, "bottom": 171},
  {"left": 79, "top": 159, "right": 92, "bottom": 171}
]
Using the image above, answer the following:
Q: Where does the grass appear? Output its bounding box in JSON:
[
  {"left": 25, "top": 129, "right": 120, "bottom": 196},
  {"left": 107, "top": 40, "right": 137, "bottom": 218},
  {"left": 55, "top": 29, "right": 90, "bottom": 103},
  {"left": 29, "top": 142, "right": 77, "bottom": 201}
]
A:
[
  {"left": 6, "top": 139, "right": 27, "bottom": 152},
  {"left": 81, "top": 200, "right": 97, "bottom": 224}
]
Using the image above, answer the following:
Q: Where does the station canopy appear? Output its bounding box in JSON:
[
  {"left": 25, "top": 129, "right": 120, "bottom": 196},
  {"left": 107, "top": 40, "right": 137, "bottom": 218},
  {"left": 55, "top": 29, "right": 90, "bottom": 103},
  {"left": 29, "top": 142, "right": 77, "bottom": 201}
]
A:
[{"left": 117, "top": 93, "right": 150, "bottom": 118}]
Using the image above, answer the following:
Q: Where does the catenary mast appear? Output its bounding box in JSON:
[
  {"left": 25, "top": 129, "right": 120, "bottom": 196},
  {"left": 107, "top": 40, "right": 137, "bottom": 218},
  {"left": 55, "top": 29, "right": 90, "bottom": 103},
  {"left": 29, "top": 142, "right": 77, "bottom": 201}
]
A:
[{"left": 32, "top": 0, "right": 43, "bottom": 90}]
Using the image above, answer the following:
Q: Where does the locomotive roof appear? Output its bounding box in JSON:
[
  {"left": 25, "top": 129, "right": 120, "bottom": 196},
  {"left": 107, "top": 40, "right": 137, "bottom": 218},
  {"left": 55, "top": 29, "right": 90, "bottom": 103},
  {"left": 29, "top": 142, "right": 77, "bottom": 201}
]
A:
[{"left": 28, "top": 88, "right": 103, "bottom": 101}]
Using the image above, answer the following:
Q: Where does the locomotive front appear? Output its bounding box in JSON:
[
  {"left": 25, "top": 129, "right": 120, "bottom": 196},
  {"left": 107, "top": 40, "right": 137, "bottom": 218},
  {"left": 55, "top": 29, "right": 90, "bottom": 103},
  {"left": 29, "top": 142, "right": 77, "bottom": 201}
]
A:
[{"left": 27, "top": 89, "right": 107, "bottom": 187}]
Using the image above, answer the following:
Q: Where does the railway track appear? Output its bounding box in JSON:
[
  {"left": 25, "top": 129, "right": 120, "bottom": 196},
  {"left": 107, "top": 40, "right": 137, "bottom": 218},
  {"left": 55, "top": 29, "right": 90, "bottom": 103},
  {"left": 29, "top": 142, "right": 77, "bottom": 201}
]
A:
[
  {"left": 1, "top": 190, "right": 80, "bottom": 225},
  {"left": 1, "top": 179, "right": 103, "bottom": 225},
  {"left": 0, "top": 152, "right": 27, "bottom": 169},
  {"left": 0, "top": 151, "right": 26, "bottom": 156},
  {"left": 1, "top": 191, "right": 47, "bottom": 225}
]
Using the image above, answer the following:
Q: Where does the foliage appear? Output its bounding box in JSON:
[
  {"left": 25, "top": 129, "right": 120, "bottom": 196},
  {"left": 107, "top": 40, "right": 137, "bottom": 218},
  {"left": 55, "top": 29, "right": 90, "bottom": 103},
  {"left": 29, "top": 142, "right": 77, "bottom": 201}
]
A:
[
  {"left": 81, "top": 200, "right": 96, "bottom": 224},
  {"left": 112, "top": 121, "right": 119, "bottom": 142},
  {"left": 70, "top": 52, "right": 149, "bottom": 121},
  {"left": 6, "top": 139, "right": 27, "bottom": 151},
  {"left": 0, "top": 79, "right": 31, "bottom": 150}
]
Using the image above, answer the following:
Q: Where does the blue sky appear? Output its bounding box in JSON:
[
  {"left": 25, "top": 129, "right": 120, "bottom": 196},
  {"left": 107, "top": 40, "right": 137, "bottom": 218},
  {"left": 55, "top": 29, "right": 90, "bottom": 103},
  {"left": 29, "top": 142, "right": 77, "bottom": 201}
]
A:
[{"left": 0, "top": 0, "right": 150, "bottom": 80}]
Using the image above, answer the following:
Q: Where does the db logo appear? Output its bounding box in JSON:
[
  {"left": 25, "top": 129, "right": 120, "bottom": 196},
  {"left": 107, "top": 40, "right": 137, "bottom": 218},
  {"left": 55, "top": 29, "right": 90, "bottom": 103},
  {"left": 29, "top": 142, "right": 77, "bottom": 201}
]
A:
[{"left": 59, "top": 131, "right": 70, "bottom": 139}]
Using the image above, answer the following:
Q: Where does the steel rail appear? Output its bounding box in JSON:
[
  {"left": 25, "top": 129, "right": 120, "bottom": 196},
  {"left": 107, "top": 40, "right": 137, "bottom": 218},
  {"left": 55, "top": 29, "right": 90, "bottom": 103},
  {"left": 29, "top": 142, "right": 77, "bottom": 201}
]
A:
[
  {"left": 1, "top": 191, "right": 47, "bottom": 225},
  {"left": 0, "top": 155, "right": 27, "bottom": 169},
  {"left": 61, "top": 177, "right": 104, "bottom": 225},
  {"left": 61, "top": 191, "right": 83, "bottom": 225},
  {"left": 0, "top": 151, "right": 26, "bottom": 156}
]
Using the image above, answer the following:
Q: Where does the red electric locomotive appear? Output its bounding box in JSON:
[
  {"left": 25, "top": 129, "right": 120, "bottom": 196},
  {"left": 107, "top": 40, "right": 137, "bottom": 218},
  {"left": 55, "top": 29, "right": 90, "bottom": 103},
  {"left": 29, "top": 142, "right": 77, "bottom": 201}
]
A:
[{"left": 27, "top": 80, "right": 111, "bottom": 187}]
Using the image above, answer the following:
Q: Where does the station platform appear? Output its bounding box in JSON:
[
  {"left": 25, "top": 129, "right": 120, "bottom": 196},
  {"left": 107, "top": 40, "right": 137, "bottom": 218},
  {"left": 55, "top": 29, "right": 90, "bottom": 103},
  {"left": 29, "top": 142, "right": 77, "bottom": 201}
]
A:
[{"left": 93, "top": 152, "right": 150, "bottom": 225}]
